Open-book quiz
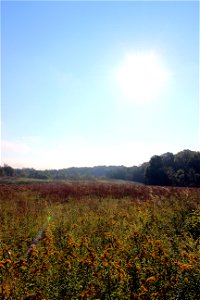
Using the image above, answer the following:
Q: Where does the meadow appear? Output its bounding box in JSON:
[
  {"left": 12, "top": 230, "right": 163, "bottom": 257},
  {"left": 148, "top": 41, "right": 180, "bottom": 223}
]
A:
[{"left": 0, "top": 181, "right": 200, "bottom": 300}]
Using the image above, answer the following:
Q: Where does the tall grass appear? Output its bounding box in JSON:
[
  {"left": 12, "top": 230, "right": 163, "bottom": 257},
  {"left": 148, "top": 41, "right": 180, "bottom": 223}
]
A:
[{"left": 0, "top": 183, "right": 199, "bottom": 299}]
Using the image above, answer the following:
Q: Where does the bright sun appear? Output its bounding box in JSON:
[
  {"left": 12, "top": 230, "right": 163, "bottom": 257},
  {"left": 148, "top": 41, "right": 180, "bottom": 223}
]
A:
[{"left": 114, "top": 52, "right": 169, "bottom": 104}]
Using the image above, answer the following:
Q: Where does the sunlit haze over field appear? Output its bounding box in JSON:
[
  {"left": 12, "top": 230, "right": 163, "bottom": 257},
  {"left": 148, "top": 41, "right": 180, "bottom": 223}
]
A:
[{"left": 1, "top": 1, "right": 199, "bottom": 169}]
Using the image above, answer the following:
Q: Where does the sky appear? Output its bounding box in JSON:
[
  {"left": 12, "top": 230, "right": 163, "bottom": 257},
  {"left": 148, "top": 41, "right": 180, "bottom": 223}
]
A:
[{"left": 1, "top": 0, "right": 199, "bottom": 169}]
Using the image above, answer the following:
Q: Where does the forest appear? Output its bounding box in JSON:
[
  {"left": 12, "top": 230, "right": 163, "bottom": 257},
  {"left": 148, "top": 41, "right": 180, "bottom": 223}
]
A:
[{"left": 1, "top": 149, "right": 200, "bottom": 187}]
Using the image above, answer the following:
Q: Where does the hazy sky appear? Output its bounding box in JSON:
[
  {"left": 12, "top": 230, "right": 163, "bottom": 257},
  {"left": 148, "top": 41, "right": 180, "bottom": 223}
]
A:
[{"left": 1, "top": 1, "right": 199, "bottom": 169}]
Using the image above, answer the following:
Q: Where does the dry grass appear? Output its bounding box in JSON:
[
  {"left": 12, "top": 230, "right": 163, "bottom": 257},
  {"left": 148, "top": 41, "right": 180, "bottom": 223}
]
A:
[{"left": 0, "top": 182, "right": 200, "bottom": 299}]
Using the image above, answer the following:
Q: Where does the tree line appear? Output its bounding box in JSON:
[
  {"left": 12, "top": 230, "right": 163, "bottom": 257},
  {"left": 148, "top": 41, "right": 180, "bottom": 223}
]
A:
[{"left": 1, "top": 149, "right": 200, "bottom": 187}]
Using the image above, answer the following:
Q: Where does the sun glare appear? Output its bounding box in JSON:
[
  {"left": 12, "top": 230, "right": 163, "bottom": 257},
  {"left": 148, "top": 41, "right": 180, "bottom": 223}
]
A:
[{"left": 114, "top": 52, "right": 169, "bottom": 104}]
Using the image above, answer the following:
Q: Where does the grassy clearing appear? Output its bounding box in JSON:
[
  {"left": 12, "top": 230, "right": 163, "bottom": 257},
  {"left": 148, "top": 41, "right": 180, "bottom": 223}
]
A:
[{"left": 0, "top": 182, "right": 200, "bottom": 299}]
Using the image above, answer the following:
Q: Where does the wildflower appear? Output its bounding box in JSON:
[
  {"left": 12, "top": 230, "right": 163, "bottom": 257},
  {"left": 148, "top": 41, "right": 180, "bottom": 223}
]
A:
[
  {"left": 176, "top": 262, "right": 193, "bottom": 271},
  {"left": 87, "top": 247, "right": 96, "bottom": 259},
  {"left": 120, "top": 269, "right": 127, "bottom": 281},
  {"left": 81, "top": 290, "right": 89, "bottom": 298},
  {"left": 140, "top": 285, "right": 148, "bottom": 294},
  {"left": 151, "top": 252, "right": 158, "bottom": 259},
  {"left": 145, "top": 267, "right": 152, "bottom": 274},
  {"left": 101, "top": 252, "right": 109, "bottom": 260},
  {"left": 180, "top": 251, "right": 189, "bottom": 258},
  {"left": 13, "top": 260, "right": 29, "bottom": 269},
  {"left": 65, "top": 261, "right": 71, "bottom": 269},
  {"left": 80, "top": 258, "right": 94, "bottom": 267},
  {"left": 146, "top": 276, "right": 156, "bottom": 284},
  {"left": 126, "top": 262, "right": 133, "bottom": 268},
  {"left": 0, "top": 259, "right": 11, "bottom": 267},
  {"left": 161, "top": 254, "right": 170, "bottom": 264},
  {"left": 133, "top": 230, "right": 140, "bottom": 238},
  {"left": 188, "top": 253, "right": 199, "bottom": 264},
  {"left": 2, "top": 281, "right": 11, "bottom": 298},
  {"left": 154, "top": 240, "right": 161, "bottom": 246},
  {"left": 43, "top": 226, "right": 54, "bottom": 255},
  {"left": 67, "top": 236, "right": 76, "bottom": 248},
  {"left": 103, "top": 261, "right": 108, "bottom": 267},
  {"left": 80, "top": 236, "right": 88, "bottom": 246},
  {"left": 27, "top": 245, "right": 38, "bottom": 258},
  {"left": 106, "top": 245, "right": 113, "bottom": 251},
  {"left": 151, "top": 292, "right": 160, "bottom": 297},
  {"left": 171, "top": 275, "right": 178, "bottom": 283},
  {"left": 135, "top": 264, "right": 140, "bottom": 271},
  {"left": 71, "top": 223, "right": 78, "bottom": 229}
]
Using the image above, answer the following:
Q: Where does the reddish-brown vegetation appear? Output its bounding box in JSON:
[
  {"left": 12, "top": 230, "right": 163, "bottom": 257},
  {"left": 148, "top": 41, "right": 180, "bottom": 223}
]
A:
[{"left": 1, "top": 181, "right": 199, "bottom": 202}]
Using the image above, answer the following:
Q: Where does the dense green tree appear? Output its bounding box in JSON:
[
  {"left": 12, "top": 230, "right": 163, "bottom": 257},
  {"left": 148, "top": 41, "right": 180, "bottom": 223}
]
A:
[
  {"left": 175, "top": 169, "right": 186, "bottom": 186},
  {"left": 0, "top": 167, "right": 3, "bottom": 177},
  {"left": 145, "top": 150, "right": 200, "bottom": 187},
  {"left": 161, "top": 152, "right": 174, "bottom": 167},
  {"left": 145, "top": 155, "right": 170, "bottom": 185},
  {"left": 2, "top": 164, "right": 14, "bottom": 177},
  {"left": 194, "top": 172, "right": 200, "bottom": 186}
]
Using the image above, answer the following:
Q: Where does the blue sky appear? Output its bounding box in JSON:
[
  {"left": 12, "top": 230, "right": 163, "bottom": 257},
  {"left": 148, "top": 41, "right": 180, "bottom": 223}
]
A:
[{"left": 1, "top": 1, "right": 199, "bottom": 169}]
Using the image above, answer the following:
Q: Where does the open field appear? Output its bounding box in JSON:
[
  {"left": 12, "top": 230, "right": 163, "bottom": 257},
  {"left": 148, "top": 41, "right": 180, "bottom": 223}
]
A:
[{"left": 0, "top": 182, "right": 200, "bottom": 299}]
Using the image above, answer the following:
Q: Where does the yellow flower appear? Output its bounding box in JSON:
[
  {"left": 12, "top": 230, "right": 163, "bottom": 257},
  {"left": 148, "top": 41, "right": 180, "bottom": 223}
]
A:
[
  {"left": 71, "top": 223, "right": 78, "bottom": 229},
  {"left": 80, "top": 236, "right": 88, "bottom": 246},
  {"left": 3, "top": 281, "right": 11, "bottom": 298},
  {"left": 103, "top": 261, "right": 108, "bottom": 267},
  {"left": 101, "top": 252, "right": 109, "bottom": 260},
  {"left": 106, "top": 245, "right": 113, "bottom": 251},
  {"left": 112, "top": 261, "right": 121, "bottom": 270},
  {"left": 146, "top": 276, "right": 156, "bottom": 284},
  {"left": 180, "top": 251, "right": 189, "bottom": 258},
  {"left": 29, "top": 245, "right": 38, "bottom": 257},
  {"left": 135, "top": 264, "right": 140, "bottom": 272},
  {"left": 0, "top": 262, "right": 5, "bottom": 269},
  {"left": 188, "top": 253, "right": 199, "bottom": 264},
  {"left": 140, "top": 285, "right": 148, "bottom": 294},
  {"left": 151, "top": 252, "right": 158, "bottom": 259},
  {"left": 120, "top": 269, "right": 127, "bottom": 281},
  {"left": 83, "top": 259, "right": 94, "bottom": 266},
  {"left": 67, "top": 236, "right": 76, "bottom": 248},
  {"left": 176, "top": 262, "right": 193, "bottom": 271},
  {"left": 0, "top": 259, "right": 11, "bottom": 268},
  {"left": 126, "top": 262, "right": 133, "bottom": 268},
  {"left": 184, "top": 277, "right": 189, "bottom": 283},
  {"left": 161, "top": 254, "right": 170, "bottom": 263},
  {"left": 154, "top": 240, "right": 161, "bottom": 246},
  {"left": 65, "top": 261, "right": 71, "bottom": 269}
]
